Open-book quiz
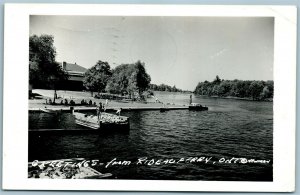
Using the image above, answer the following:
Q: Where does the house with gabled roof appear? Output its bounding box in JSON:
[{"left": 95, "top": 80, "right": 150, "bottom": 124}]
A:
[{"left": 59, "top": 61, "right": 87, "bottom": 91}]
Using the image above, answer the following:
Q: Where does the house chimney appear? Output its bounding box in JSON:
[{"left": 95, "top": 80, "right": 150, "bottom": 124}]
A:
[{"left": 63, "top": 61, "right": 67, "bottom": 70}]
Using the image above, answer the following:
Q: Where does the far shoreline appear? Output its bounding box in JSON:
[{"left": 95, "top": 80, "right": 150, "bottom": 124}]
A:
[{"left": 193, "top": 94, "right": 273, "bottom": 102}]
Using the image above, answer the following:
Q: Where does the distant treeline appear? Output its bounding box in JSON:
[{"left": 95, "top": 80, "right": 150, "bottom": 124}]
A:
[
  {"left": 194, "top": 76, "right": 274, "bottom": 100},
  {"left": 149, "top": 84, "right": 188, "bottom": 93}
]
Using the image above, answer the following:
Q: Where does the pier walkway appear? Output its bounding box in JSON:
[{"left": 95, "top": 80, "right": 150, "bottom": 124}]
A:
[{"left": 29, "top": 106, "right": 189, "bottom": 113}]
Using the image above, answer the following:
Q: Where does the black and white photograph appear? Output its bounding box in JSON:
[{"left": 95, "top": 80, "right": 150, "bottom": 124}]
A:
[
  {"left": 28, "top": 14, "right": 274, "bottom": 181},
  {"left": 3, "top": 4, "right": 296, "bottom": 192}
]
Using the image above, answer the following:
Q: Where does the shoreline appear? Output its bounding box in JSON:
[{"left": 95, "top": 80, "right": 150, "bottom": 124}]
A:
[
  {"left": 195, "top": 94, "right": 273, "bottom": 102},
  {"left": 28, "top": 89, "right": 273, "bottom": 114},
  {"left": 29, "top": 89, "right": 189, "bottom": 112}
]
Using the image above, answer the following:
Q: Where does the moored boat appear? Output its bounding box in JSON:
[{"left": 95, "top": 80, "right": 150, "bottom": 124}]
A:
[
  {"left": 40, "top": 107, "right": 61, "bottom": 114},
  {"left": 73, "top": 112, "right": 130, "bottom": 131},
  {"left": 160, "top": 107, "right": 170, "bottom": 112},
  {"left": 188, "top": 103, "right": 208, "bottom": 111}
]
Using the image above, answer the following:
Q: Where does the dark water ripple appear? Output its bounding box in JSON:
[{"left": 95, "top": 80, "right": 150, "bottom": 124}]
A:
[{"left": 29, "top": 95, "right": 273, "bottom": 181}]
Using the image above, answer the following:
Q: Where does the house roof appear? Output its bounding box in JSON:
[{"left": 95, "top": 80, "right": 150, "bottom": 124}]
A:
[
  {"left": 66, "top": 63, "right": 87, "bottom": 73},
  {"left": 59, "top": 62, "right": 87, "bottom": 73}
]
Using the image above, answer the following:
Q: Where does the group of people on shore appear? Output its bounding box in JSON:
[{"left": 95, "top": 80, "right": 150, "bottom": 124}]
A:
[
  {"left": 45, "top": 98, "right": 106, "bottom": 107},
  {"left": 80, "top": 99, "right": 97, "bottom": 106},
  {"left": 45, "top": 98, "right": 122, "bottom": 117},
  {"left": 45, "top": 98, "right": 77, "bottom": 106}
]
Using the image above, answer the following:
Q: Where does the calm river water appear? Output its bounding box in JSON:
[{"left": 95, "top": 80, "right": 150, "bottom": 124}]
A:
[{"left": 29, "top": 92, "right": 273, "bottom": 181}]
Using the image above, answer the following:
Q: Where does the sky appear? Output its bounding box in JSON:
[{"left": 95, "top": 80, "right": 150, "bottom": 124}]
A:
[{"left": 30, "top": 16, "right": 274, "bottom": 91}]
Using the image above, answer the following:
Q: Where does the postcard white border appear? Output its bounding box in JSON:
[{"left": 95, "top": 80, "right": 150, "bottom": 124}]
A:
[{"left": 3, "top": 4, "right": 296, "bottom": 192}]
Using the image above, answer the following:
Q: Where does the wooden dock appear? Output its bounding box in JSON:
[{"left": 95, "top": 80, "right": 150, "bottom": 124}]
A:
[{"left": 29, "top": 106, "right": 189, "bottom": 113}]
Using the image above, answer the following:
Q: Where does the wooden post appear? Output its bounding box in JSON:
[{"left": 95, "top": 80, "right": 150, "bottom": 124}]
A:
[{"left": 70, "top": 106, "right": 74, "bottom": 114}]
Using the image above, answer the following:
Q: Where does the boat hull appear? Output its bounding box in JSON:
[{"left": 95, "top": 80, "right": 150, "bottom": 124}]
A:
[
  {"left": 73, "top": 112, "right": 130, "bottom": 132},
  {"left": 188, "top": 105, "right": 208, "bottom": 111}
]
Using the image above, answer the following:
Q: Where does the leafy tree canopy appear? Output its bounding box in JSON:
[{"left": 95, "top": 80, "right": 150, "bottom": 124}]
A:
[
  {"left": 83, "top": 60, "right": 112, "bottom": 95},
  {"left": 194, "top": 75, "right": 273, "bottom": 100},
  {"left": 29, "top": 34, "right": 67, "bottom": 89},
  {"left": 149, "top": 83, "right": 185, "bottom": 92},
  {"left": 106, "top": 61, "right": 151, "bottom": 98}
]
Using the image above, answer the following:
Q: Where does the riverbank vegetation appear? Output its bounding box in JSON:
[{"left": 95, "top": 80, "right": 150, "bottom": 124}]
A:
[
  {"left": 83, "top": 60, "right": 151, "bottom": 99},
  {"left": 105, "top": 61, "right": 151, "bottom": 98},
  {"left": 83, "top": 60, "right": 112, "bottom": 96},
  {"left": 149, "top": 84, "right": 190, "bottom": 93},
  {"left": 194, "top": 76, "right": 274, "bottom": 101},
  {"left": 29, "top": 34, "right": 68, "bottom": 102}
]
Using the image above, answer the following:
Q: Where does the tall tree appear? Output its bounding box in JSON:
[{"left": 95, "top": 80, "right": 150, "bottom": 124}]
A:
[
  {"left": 29, "top": 34, "right": 68, "bottom": 102},
  {"left": 213, "top": 75, "right": 221, "bottom": 85},
  {"left": 134, "top": 61, "right": 151, "bottom": 96},
  {"left": 83, "top": 60, "right": 112, "bottom": 96},
  {"left": 106, "top": 61, "right": 151, "bottom": 99},
  {"left": 249, "top": 81, "right": 265, "bottom": 100}
]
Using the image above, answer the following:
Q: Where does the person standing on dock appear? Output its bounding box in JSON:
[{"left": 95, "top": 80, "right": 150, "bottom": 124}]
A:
[
  {"left": 116, "top": 108, "right": 121, "bottom": 116},
  {"left": 190, "top": 94, "right": 192, "bottom": 105},
  {"left": 155, "top": 96, "right": 161, "bottom": 103},
  {"left": 102, "top": 99, "right": 108, "bottom": 112},
  {"left": 97, "top": 102, "right": 102, "bottom": 121}
]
